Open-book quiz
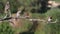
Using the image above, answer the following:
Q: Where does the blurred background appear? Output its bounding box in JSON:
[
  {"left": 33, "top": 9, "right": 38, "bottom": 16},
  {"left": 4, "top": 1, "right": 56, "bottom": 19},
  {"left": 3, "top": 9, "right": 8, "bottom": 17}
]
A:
[{"left": 0, "top": 0, "right": 60, "bottom": 34}]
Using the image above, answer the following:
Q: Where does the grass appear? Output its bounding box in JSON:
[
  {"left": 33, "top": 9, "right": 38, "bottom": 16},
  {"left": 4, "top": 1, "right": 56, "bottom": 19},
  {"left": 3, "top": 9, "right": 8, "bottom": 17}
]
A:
[
  {"left": 0, "top": 13, "right": 6, "bottom": 18},
  {"left": 0, "top": 0, "right": 60, "bottom": 34},
  {"left": 1, "top": 8, "right": 60, "bottom": 34}
]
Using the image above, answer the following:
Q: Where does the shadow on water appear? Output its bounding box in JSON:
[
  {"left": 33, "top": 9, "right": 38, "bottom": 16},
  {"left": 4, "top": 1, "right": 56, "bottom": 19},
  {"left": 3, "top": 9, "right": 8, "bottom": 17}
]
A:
[{"left": 19, "top": 20, "right": 38, "bottom": 34}]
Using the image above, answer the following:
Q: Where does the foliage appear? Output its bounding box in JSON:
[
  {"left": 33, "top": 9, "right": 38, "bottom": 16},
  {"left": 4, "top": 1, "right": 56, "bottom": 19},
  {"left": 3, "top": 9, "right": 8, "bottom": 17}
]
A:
[
  {"left": 9, "top": 0, "right": 21, "bottom": 13},
  {"left": 0, "top": 0, "right": 60, "bottom": 34},
  {"left": 46, "top": 8, "right": 60, "bottom": 21},
  {"left": 45, "top": 8, "right": 60, "bottom": 34},
  {"left": 0, "top": 1, "right": 4, "bottom": 13},
  {"left": 0, "top": 21, "right": 15, "bottom": 34}
]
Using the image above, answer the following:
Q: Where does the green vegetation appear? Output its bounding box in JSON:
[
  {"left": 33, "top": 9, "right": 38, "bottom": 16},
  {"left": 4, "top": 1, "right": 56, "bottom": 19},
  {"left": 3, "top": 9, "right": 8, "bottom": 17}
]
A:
[
  {"left": 0, "top": 0, "right": 60, "bottom": 34},
  {"left": 0, "top": 21, "right": 15, "bottom": 34}
]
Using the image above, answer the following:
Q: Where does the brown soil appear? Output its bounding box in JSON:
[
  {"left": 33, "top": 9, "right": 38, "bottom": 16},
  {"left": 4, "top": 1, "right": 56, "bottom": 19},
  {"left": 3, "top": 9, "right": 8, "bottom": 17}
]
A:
[{"left": 10, "top": 14, "right": 23, "bottom": 28}]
